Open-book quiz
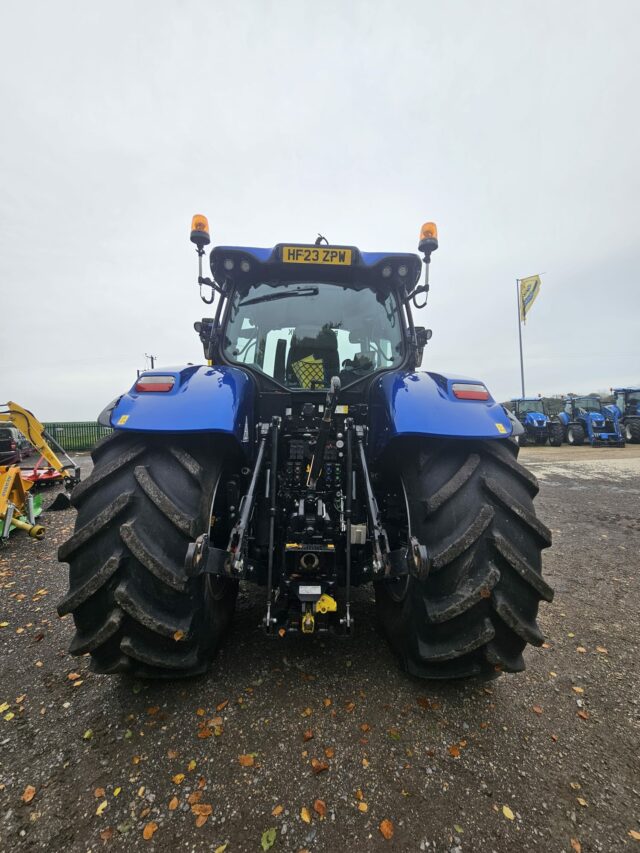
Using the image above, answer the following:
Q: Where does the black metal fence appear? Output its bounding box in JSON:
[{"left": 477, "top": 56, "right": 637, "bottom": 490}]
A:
[{"left": 44, "top": 422, "right": 113, "bottom": 452}]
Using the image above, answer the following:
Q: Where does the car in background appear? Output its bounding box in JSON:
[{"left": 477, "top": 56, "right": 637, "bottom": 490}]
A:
[{"left": 0, "top": 427, "right": 33, "bottom": 464}]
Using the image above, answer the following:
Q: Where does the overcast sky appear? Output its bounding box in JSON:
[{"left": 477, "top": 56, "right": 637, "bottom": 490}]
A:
[{"left": 1, "top": 0, "right": 638, "bottom": 420}]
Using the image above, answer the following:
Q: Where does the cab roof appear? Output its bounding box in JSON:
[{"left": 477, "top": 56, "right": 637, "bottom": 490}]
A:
[{"left": 209, "top": 243, "right": 422, "bottom": 291}]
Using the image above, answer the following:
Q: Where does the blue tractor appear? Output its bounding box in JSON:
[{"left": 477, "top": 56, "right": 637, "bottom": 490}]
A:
[
  {"left": 510, "top": 398, "right": 564, "bottom": 447},
  {"left": 58, "top": 219, "right": 553, "bottom": 680},
  {"left": 609, "top": 388, "right": 640, "bottom": 444},
  {"left": 556, "top": 395, "right": 624, "bottom": 447}
]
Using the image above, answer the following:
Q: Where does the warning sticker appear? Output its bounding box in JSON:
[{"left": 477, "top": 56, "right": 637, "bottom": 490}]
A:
[{"left": 495, "top": 422, "right": 507, "bottom": 434}]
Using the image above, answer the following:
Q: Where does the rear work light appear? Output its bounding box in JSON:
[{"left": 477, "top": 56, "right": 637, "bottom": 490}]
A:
[
  {"left": 135, "top": 375, "right": 175, "bottom": 393},
  {"left": 452, "top": 382, "right": 490, "bottom": 401}
]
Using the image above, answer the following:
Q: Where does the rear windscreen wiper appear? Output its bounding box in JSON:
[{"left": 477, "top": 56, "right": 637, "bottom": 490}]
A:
[{"left": 239, "top": 287, "right": 319, "bottom": 307}]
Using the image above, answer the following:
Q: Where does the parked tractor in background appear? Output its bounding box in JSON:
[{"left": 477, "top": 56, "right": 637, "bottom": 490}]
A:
[
  {"left": 556, "top": 395, "right": 624, "bottom": 447},
  {"left": 510, "top": 398, "right": 564, "bottom": 447},
  {"left": 58, "top": 218, "right": 553, "bottom": 682},
  {"left": 608, "top": 388, "right": 640, "bottom": 444}
]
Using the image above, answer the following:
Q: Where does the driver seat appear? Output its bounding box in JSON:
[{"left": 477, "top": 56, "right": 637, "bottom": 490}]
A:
[{"left": 286, "top": 325, "right": 340, "bottom": 388}]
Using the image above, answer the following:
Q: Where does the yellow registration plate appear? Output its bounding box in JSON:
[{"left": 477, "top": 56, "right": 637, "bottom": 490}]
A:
[{"left": 282, "top": 246, "right": 353, "bottom": 265}]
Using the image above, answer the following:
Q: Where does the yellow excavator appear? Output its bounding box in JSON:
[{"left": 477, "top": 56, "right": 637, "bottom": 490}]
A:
[{"left": 0, "top": 402, "right": 80, "bottom": 541}]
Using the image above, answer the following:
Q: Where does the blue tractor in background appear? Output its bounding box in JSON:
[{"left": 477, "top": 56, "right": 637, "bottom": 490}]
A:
[
  {"left": 609, "top": 388, "right": 640, "bottom": 444},
  {"left": 510, "top": 398, "right": 564, "bottom": 447},
  {"left": 556, "top": 395, "right": 625, "bottom": 447},
  {"left": 58, "top": 219, "right": 553, "bottom": 681}
]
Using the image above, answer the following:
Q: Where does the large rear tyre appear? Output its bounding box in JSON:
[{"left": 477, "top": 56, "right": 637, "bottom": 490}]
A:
[
  {"left": 375, "top": 438, "right": 553, "bottom": 679},
  {"left": 625, "top": 420, "right": 640, "bottom": 443},
  {"left": 58, "top": 432, "right": 239, "bottom": 678},
  {"left": 548, "top": 422, "right": 564, "bottom": 447},
  {"left": 567, "top": 425, "right": 585, "bottom": 446}
]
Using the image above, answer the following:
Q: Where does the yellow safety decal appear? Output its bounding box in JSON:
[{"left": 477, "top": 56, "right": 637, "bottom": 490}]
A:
[
  {"left": 335, "top": 405, "right": 349, "bottom": 414},
  {"left": 117, "top": 415, "right": 129, "bottom": 425},
  {"left": 495, "top": 423, "right": 507, "bottom": 434}
]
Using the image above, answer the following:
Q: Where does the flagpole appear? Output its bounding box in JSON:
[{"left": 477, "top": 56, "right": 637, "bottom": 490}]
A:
[{"left": 516, "top": 278, "right": 525, "bottom": 397}]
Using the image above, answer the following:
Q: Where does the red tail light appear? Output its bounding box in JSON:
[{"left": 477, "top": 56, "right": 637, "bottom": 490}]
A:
[
  {"left": 452, "top": 383, "right": 490, "bottom": 401},
  {"left": 135, "top": 375, "right": 175, "bottom": 393}
]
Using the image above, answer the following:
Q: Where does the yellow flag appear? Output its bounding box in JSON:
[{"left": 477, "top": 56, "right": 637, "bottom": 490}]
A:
[{"left": 519, "top": 275, "right": 541, "bottom": 323}]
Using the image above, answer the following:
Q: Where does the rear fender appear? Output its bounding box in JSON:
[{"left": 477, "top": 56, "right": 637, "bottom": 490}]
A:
[
  {"left": 369, "top": 371, "right": 513, "bottom": 458},
  {"left": 106, "top": 365, "right": 254, "bottom": 447}
]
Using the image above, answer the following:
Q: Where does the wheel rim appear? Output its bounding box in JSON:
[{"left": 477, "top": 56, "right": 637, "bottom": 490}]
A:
[
  {"left": 568, "top": 428, "right": 574, "bottom": 444},
  {"left": 626, "top": 424, "right": 632, "bottom": 441}
]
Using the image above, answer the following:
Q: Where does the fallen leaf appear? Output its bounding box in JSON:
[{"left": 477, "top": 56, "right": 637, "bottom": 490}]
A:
[
  {"left": 278, "top": 628, "right": 286, "bottom": 637},
  {"left": 303, "top": 729, "right": 314, "bottom": 742},
  {"left": 362, "top": 757, "right": 370, "bottom": 768},
  {"left": 454, "top": 824, "right": 464, "bottom": 833},
  {"left": 271, "top": 804, "right": 283, "bottom": 817},
  {"left": 197, "top": 728, "right": 213, "bottom": 739},
  {"left": 448, "top": 745, "right": 460, "bottom": 758},
  {"left": 532, "top": 705, "right": 544, "bottom": 715},
  {"left": 301, "top": 707, "right": 312, "bottom": 717},
  {"left": 324, "top": 747, "right": 335, "bottom": 759},
  {"left": 311, "top": 758, "right": 329, "bottom": 774},
  {"left": 323, "top": 698, "right": 332, "bottom": 707},
  {"left": 172, "top": 773, "right": 185, "bottom": 784},
  {"left": 379, "top": 818, "right": 394, "bottom": 840},
  {"left": 188, "top": 792, "right": 202, "bottom": 806},
  {"left": 388, "top": 728, "right": 401, "bottom": 740},
  {"left": 0, "top": 703, "right": 8, "bottom": 713},
  {"left": 576, "top": 646, "right": 587, "bottom": 653},
  {"left": 216, "top": 699, "right": 229, "bottom": 712},
  {"left": 345, "top": 702, "right": 355, "bottom": 713},
  {"left": 22, "top": 785, "right": 36, "bottom": 804},
  {"left": 94, "top": 787, "right": 105, "bottom": 798},
  {"left": 360, "top": 723, "right": 371, "bottom": 733},
  {"left": 4, "top": 712, "right": 15, "bottom": 721},
  {"left": 96, "top": 800, "right": 108, "bottom": 816},
  {"left": 239, "top": 754, "right": 256, "bottom": 767},
  {"left": 147, "top": 706, "right": 159, "bottom": 716},
  {"left": 596, "top": 646, "right": 608, "bottom": 654},
  {"left": 188, "top": 759, "right": 197, "bottom": 771},
  {"left": 196, "top": 708, "right": 206, "bottom": 716},
  {"left": 142, "top": 821, "right": 158, "bottom": 840},
  {"left": 570, "top": 782, "right": 581, "bottom": 790},
  {"left": 261, "top": 827, "right": 277, "bottom": 850},
  {"left": 357, "top": 802, "right": 369, "bottom": 812},
  {"left": 572, "top": 687, "right": 584, "bottom": 694},
  {"left": 300, "top": 806, "right": 311, "bottom": 823},
  {"left": 100, "top": 828, "right": 114, "bottom": 842},
  {"left": 167, "top": 749, "right": 179, "bottom": 759},
  {"left": 313, "top": 799, "right": 327, "bottom": 817},
  {"left": 173, "top": 630, "right": 185, "bottom": 641},
  {"left": 577, "top": 710, "right": 590, "bottom": 721},
  {"left": 628, "top": 830, "right": 640, "bottom": 841},
  {"left": 214, "top": 845, "right": 228, "bottom": 853},
  {"left": 114, "top": 787, "right": 121, "bottom": 798},
  {"left": 83, "top": 729, "right": 93, "bottom": 740},
  {"left": 571, "top": 839, "right": 582, "bottom": 853},
  {"left": 502, "top": 805, "right": 515, "bottom": 821},
  {"left": 168, "top": 797, "right": 179, "bottom": 811},
  {"left": 576, "top": 797, "right": 588, "bottom": 807},
  {"left": 191, "top": 803, "right": 213, "bottom": 816},
  {"left": 195, "top": 813, "right": 209, "bottom": 828},
  {"left": 67, "top": 672, "right": 81, "bottom": 681},
  {"left": 71, "top": 680, "right": 84, "bottom": 688}
]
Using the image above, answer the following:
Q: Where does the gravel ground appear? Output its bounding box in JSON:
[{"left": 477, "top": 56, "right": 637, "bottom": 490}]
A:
[{"left": 1, "top": 445, "right": 639, "bottom": 853}]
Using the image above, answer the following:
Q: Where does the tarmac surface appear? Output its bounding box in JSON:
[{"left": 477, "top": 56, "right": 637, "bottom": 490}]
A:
[{"left": 1, "top": 444, "right": 639, "bottom": 852}]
